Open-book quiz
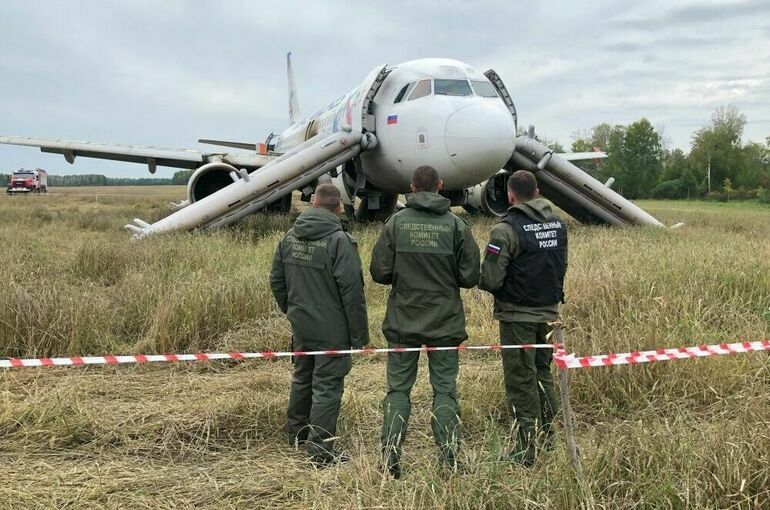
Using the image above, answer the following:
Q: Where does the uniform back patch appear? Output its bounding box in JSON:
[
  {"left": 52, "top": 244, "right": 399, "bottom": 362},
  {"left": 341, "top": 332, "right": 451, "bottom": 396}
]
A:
[
  {"left": 394, "top": 217, "right": 454, "bottom": 255},
  {"left": 283, "top": 233, "right": 328, "bottom": 269}
]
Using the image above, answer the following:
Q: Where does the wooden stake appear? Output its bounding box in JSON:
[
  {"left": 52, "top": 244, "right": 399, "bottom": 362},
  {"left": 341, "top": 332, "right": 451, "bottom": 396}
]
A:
[
  {"left": 553, "top": 323, "right": 582, "bottom": 475},
  {"left": 552, "top": 323, "right": 594, "bottom": 508}
]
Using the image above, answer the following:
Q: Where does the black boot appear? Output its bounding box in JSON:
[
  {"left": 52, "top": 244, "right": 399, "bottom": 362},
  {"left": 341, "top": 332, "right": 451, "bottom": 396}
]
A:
[
  {"left": 311, "top": 449, "right": 351, "bottom": 468},
  {"left": 383, "top": 447, "right": 402, "bottom": 479}
]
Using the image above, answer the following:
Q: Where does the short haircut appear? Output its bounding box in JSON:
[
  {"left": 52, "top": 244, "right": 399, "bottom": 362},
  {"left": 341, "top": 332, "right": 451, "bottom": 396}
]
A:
[
  {"left": 412, "top": 165, "right": 440, "bottom": 192},
  {"left": 314, "top": 183, "right": 341, "bottom": 211},
  {"left": 507, "top": 170, "right": 537, "bottom": 200}
]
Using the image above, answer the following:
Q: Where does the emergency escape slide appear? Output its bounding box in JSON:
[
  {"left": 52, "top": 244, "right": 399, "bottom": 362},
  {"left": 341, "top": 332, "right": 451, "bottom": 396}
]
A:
[
  {"left": 509, "top": 136, "right": 663, "bottom": 227},
  {"left": 126, "top": 131, "right": 365, "bottom": 237}
]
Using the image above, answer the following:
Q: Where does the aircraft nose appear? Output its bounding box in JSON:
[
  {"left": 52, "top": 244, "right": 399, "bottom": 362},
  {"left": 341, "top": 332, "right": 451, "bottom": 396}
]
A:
[{"left": 445, "top": 102, "right": 516, "bottom": 179}]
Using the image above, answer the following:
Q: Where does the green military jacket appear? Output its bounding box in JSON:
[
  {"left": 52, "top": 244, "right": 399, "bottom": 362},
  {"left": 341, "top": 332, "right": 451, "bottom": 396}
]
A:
[
  {"left": 370, "top": 192, "right": 480, "bottom": 346},
  {"left": 270, "top": 207, "right": 369, "bottom": 350},
  {"left": 479, "top": 197, "right": 563, "bottom": 323}
]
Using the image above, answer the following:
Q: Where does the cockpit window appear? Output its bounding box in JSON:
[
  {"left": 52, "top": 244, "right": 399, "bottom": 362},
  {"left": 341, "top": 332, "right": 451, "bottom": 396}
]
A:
[
  {"left": 394, "top": 83, "right": 411, "bottom": 103},
  {"left": 471, "top": 80, "right": 499, "bottom": 98},
  {"left": 434, "top": 79, "right": 472, "bottom": 96},
  {"left": 408, "top": 79, "right": 432, "bottom": 101}
]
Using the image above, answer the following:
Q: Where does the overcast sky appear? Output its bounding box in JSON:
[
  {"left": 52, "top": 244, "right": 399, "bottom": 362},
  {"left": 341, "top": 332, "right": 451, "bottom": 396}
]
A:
[{"left": 1, "top": 0, "right": 768, "bottom": 178}]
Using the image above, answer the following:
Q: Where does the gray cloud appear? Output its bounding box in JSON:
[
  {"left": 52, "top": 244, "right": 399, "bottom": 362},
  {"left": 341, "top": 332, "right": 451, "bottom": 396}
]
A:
[
  {"left": 612, "top": 0, "right": 770, "bottom": 30},
  {"left": 605, "top": 33, "right": 737, "bottom": 54},
  {"left": 0, "top": 0, "right": 768, "bottom": 177}
]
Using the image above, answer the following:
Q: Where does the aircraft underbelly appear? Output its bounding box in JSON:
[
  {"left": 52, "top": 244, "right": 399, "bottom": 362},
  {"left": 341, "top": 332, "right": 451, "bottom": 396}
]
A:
[{"left": 360, "top": 153, "right": 410, "bottom": 192}]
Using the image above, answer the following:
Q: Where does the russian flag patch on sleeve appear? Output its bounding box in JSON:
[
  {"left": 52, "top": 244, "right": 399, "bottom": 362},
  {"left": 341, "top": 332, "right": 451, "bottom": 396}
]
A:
[{"left": 486, "top": 243, "right": 502, "bottom": 255}]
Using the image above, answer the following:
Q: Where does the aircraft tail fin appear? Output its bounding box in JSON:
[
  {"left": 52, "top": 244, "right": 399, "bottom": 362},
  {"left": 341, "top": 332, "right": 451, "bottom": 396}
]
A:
[{"left": 287, "top": 52, "right": 300, "bottom": 125}]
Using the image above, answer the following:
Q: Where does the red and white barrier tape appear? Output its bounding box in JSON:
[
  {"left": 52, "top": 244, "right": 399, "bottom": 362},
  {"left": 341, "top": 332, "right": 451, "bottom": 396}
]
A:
[
  {"left": 0, "top": 343, "right": 559, "bottom": 369},
  {"left": 2, "top": 340, "right": 767, "bottom": 370},
  {"left": 554, "top": 340, "right": 770, "bottom": 369}
]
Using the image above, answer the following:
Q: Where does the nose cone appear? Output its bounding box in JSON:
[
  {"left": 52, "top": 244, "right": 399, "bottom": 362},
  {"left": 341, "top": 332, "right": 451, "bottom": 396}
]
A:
[{"left": 445, "top": 102, "right": 516, "bottom": 183}]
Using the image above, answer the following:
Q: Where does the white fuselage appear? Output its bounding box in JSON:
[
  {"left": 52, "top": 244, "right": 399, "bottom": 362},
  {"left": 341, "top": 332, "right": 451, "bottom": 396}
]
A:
[{"left": 273, "top": 58, "right": 516, "bottom": 193}]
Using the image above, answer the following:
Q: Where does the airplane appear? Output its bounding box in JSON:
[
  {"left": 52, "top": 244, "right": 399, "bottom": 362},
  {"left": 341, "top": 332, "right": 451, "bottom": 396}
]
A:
[{"left": 0, "top": 54, "right": 662, "bottom": 237}]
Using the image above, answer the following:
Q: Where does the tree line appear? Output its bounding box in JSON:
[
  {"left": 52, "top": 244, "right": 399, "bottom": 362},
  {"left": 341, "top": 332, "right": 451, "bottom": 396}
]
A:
[
  {"left": 568, "top": 105, "right": 769, "bottom": 202},
  {"left": 0, "top": 171, "right": 194, "bottom": 187}
]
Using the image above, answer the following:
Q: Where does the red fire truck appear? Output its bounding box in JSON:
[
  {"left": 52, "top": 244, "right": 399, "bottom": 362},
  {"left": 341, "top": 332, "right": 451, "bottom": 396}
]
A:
[{"left": 6, "top": 169, "right": 48, "bottom": 194}]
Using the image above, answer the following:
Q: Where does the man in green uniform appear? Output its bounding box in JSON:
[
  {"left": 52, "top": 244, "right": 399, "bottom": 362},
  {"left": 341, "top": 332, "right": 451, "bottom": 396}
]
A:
[
  {"left": 269, "top": 183, "right": 369, "bottom": 467},
  {"left": 479, "top": 170, "right": 567, "bottom": 467},
  {"left": 370, "top": 166, "right": 480, "bottom": 478}
]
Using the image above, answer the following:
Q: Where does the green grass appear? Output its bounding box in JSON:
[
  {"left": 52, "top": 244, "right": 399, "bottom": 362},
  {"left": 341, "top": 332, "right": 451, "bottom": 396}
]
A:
[{"left": 1, "top": 190, "right": 768, "bottom": 508}]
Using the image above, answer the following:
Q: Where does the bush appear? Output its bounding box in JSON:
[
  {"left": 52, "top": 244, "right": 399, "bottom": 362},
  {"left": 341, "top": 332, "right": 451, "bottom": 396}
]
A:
[
  {"left": 740, "top": 187, "right": 759, "bottom": 200},
  {"left": 652, "top": 179, "right": 684, "bottom": 199},
  {"left": 705, "top": 191, "right": 729, "bottom": 202}
]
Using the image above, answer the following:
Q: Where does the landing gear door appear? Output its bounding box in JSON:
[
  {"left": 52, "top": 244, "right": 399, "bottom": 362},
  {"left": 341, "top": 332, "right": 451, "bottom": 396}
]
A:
[
  {"left": 484, "top": 69, "right": 518, "bottom": 133},
  {"left": 343, "top": 64, "right": 391, "bottom": 134}
]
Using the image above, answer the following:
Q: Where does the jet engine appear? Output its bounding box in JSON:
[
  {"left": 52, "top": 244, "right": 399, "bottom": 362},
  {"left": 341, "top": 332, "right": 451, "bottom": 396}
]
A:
[
  {"left": 462, "top": 170, "right": 510, "bottom": 216},
  {"left": 187, "top": 162, "right": 238, "bottom": 203},
  {"left": 185, "top": 162, "right": 291, "bottom": 212}
]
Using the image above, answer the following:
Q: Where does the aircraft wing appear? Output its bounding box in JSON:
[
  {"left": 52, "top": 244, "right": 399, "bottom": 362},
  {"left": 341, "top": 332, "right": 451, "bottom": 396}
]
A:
[{"left": 0, "top": 135, "right": 276, "bottom": 172}]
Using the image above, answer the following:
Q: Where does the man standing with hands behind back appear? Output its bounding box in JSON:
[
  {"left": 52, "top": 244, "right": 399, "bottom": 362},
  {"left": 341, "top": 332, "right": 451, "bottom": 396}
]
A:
[
  {"left": 270, "top": 183, "right": 369, "bottom": 467},
  {"left": 370, "top": 166, "right": 480, "bottom": 478},
  {"left": 479, "top": 170, "right": 567, "bottom": 468}
]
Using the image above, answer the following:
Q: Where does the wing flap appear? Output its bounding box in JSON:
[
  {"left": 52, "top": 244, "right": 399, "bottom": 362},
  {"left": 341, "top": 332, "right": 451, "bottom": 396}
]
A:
[{"left": 198, "top": 139, "right": 258, "bottom": 151}]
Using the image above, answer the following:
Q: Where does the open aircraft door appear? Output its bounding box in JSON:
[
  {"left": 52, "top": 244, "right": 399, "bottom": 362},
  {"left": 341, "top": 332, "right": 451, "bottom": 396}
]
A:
[
  {"left": 484, "top": 69, "right": 518, "bottom": 134},
  {"left": 344, "top": 64, "right": 391, "bottom": 135}
]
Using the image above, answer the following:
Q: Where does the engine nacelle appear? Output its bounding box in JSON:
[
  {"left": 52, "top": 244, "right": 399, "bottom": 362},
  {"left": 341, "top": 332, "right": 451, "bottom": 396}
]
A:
[
  {"left": 186, "top": 162, "right": 292, "bottom": 213},
  {"left": 463, "top": 170, "right": 510, "bottom": 216},
  {"left": 187, "top": 162, "right": 239, "bottom": 203}
]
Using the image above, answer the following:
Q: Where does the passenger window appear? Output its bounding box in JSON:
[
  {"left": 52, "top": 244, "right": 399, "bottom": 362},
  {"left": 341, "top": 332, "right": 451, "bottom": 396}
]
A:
[
  {"left": 471, "top": 80, "right": 500, "bottom": 98},
  {"left": 394, "top": 83, "right": 410, "bottom": 103},
  {"left": 434, "top": 79, "right": 472, "bottom": 96},
  {"left": 408, "top": 79, "right": 432, "bottom": 101}
]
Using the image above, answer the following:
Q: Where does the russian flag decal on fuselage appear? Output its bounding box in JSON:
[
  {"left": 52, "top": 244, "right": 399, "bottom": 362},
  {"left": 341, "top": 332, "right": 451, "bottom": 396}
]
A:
[{"left": 387, "top": 114, "right": 398, "bottom": 125}]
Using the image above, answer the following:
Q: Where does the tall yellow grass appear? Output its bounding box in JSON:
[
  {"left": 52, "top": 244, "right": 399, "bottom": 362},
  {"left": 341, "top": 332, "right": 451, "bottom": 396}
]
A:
[{"left": 1, "top": 190, "right": 768, "bottom": 508}]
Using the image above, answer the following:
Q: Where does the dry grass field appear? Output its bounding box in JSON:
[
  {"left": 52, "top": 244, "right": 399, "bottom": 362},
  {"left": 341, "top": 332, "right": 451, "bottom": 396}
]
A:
[{"left": 1, "top": 188, "right": 769, "bottom": 509}]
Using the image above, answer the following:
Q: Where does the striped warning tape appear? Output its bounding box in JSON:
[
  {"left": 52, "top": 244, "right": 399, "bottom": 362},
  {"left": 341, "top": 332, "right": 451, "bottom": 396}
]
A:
[
  {"left": 0, "top": 343, "right": 560, "bottom": 369},
  {"left": 554, "top": 340, "right": 770, "bottom": 369},
  {"left": 2, "top": 340, "right": 767, "bottom": 370}
]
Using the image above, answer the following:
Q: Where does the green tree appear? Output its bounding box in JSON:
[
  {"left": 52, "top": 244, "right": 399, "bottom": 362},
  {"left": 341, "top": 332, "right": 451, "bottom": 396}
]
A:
[
  {"left": 172, "top": 169, "right": 194, "bottom": 185},
  {"left": 662, "top": 148, "right": 688, "bottom": 181},
  {"left": 653, "top": 148, "right": 698, "bottom": 199},
  {"left": 737, "top": 142, "right": 770, "bottom": 190},
  {"left": 571, "top": 122, "right": 624, "bottom": 184},
  {"left": 46, "top": 174, "right": 173, "bottom": 186},
  {"left": 689, "top": 105, "right": 746, "bottom": 192},
  {"left": 576, "top": 119, "right": 663, "bottom": 198},
  {"left": 620, "top": 118, "right": 663, "bottom": 198},
  {"left": 603, "top": 125, "right": 628, "bottom": 191},
  {"left": 591, "top": 123, "right": 615, "bottom": 152}
]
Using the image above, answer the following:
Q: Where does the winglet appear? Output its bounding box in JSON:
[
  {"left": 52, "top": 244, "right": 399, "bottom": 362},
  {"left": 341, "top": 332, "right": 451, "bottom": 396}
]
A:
[{"left": 287, "top": 52, "right": 300, "bottom": 125}]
